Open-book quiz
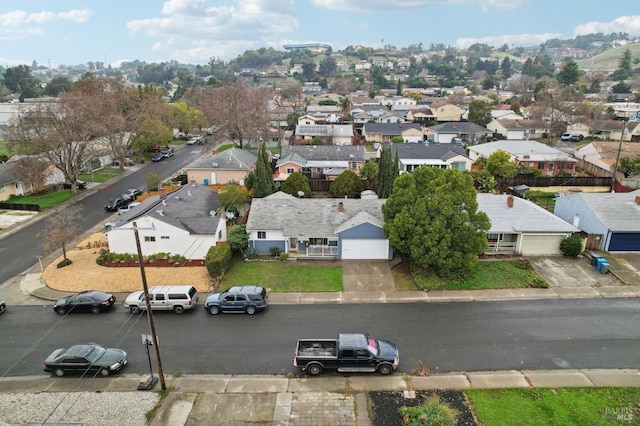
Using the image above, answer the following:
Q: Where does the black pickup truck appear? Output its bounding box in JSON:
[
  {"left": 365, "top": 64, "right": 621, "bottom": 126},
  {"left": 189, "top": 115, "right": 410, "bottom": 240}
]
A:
[{"left": 293, "top": 333, "right": 399, "bottom": 376}]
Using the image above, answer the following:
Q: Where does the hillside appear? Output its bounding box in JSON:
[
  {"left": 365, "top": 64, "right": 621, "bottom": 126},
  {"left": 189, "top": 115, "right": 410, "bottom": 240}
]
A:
[{"left": 577, "top": 43, "right": 640, "bottom": 71}]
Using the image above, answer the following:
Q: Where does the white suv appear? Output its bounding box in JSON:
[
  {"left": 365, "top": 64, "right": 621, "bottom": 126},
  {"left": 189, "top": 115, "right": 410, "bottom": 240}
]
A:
[
  {"left": 124, "top": 286, "right": 198, "bottom": 314},
  {"left": 560, "top": 133, "right": 572, "bottom": 141}
]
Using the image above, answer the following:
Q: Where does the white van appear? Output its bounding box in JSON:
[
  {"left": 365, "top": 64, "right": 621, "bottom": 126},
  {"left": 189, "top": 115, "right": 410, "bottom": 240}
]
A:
[{"left": 124, "top": 286, "right": 198, "bottom": 314}]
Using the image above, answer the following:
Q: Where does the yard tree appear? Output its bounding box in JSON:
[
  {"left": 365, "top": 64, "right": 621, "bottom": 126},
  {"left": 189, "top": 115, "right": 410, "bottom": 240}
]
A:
[
  {"left": 39, "top": 204, "right": 83, "bottom": 265},
  {"left": 557, "top": 59, "right": 583, "bottom": 86},
  {"left": 359, "top": 159, "right": 379, "bottom": 190},
  {"left": 376, "top": 146, "right": 396, "bottom": 198},
  {"left": 329, "top": 170, "right": 363, "bottom": 198},
  {"left": 252, "top": 143, "right": 276, "bottom": 198},
  {"left": 281, "top": 172, "right": 311, "bottom": 198},
  {"left": 485, "top": 149, "right": 519, "bottom": 180},
  {"left": 12, "top": 157, "right": 50, "bottom": 193},
  {"left": 218, "top": 184, "right": 250, "bottom": 212},
  {"left": 145, "top": 171, "right": 163, "bottom": 192},
  {"left": 382, "top": 167, "right": 490, "bottom": 278},
  {"left": 468, "top": 99, "right": 493, "bottom": 127},
  {"left": 227, "top": 225, "right": 250, "bottom": 252}
]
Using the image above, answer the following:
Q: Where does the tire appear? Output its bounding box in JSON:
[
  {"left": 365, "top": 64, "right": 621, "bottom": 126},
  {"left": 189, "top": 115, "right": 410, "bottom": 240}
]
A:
[
  {"left": 99, "top": 368, "right": 110, "bottom": 377},
  {"left": 307, "top": 363, "right": 323, "bottom": 376},
  {"left": 54, "top": 368, "right": 65, "bottom": 377},
  {"left": 130, "top": 305, "right": 140, "bottom": 314},
  {"left": 209, "top": 305, "right": 219, "bottom": 315},
  {"left": 378, "top": 364, "right": 393, "bottom": 375},
  {"left": 91, "top": 306, "right": 101, "bottom": 314},
  {"left": 56, "top": 307, "right": 66, "bottom": 315},
  {"left": 173, "top": 305, "right": 185, "bottom": 314},
  {"left": 246, "top": 305, "right": 256, "bottom": 315}
]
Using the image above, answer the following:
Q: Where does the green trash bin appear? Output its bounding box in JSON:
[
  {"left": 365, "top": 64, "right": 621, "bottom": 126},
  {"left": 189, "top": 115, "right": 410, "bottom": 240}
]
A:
[{"left": 590, "top": 253, "right": 603, "bottom": 266}]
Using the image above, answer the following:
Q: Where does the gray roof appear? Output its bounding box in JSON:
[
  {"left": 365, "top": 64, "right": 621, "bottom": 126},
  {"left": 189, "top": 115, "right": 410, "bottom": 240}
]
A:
[
  {"left": 477, "top": 193, "right": 579, "bottom": 233},
  {"left": 246, "top": 192, "right": 385, "bottom": 237},
  {"left": 280, "top": 145, "right": 368, "bottom": 163},
  {"left": 0, "top": 161, "right": 18, "bottom": 186},
  {"left": 429, "top": 122, "right": 492, "bottom": 134},
  {"left": 384, "top": 143, "right": 469, "bottom": 161},
  {"left": 363, "top": 122, "right": 422, "bottom": 135},
  {"left": 569, "top": 190, "right": 640, "bottom": 231},
  {"left": 112, "top": 183, "right": 222, "bottom": 235},
  {"left": 469, "top": 140, "right": 576, "bottom": 162},
  {"left": 187, "top": 148, "right": 257, "bottom": 170},
  {"left": 294, "top": 124, "right": 354, "bottom": 137}
]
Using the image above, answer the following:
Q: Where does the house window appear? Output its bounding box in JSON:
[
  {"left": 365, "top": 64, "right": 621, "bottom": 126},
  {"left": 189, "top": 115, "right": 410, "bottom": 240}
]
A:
[
  {"left": 547, "top": 162, "right": 554, "bottom": 172},
  {"left": 286, "top": 167, "right": 295, "bottom": 174},
  {"left": 144, "top": 236, "right": 156, "bottom": 242},
  {"left": 161, "top": 236, "right": 170, "bottom": 240},
  {"left": 309, "top": 237, "right": 328, "bottom": 245},
  {"left": 257, "top": 231, "right": 266, "bottom": 239},
  {"left": 537, "top": 162, "right": 545, "bottom": 170},
  {"left": 316, "top": 168, "right": 322, "bottom": 173},
  {"left": 451, "top": 161, "right": 465, "bottom": 171},
  {"left": 350, "top": 162, "right": 357, "bottom": 169}
]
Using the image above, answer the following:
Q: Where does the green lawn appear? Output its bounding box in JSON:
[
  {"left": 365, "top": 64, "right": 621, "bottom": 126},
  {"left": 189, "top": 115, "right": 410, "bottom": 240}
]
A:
[
  {"left": 465, "top": 387, "right": 640, "bottom": 426},
  {"left": 5, "top": 191, "right": 74, "bottom": 209},
  {"left": 79, "top": 167, "right": 125, "bottom": 183},
  {"left": 221, "top": 257, "right": 342, "bottom": 292}
]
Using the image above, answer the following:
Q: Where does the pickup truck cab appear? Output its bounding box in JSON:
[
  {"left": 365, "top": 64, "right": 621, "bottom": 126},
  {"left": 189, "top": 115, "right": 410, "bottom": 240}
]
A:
[{"left": 294, "top": 333, "right": 399, "bottom": 376}]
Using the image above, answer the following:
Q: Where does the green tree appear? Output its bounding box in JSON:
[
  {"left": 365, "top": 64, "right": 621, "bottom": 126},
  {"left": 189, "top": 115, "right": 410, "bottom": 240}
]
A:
[
  {"left": 612, "top": 48, "right": 633, "bottom": 81},
  {"left": 281, "top": 171, "right": 311, "bottom": 197},
  {"left": 318, "top": 56, "right": 336, "bottom": 78},
  {"left": 560, "top": 235, "right": 583, "bottom": 257},
  {"left": 227, "top": 225, "right": 250, "bottom": 252},
  {"left": 359, "top": 159, "right": 379, "bottom": 189},
  {"left": 145, "top": 171, "right": 163, "bottom": 191},
  {"left": 376, "top": 146, "right": 396, "bottom": 198},
  {"left": 329, "top": 170, "right": 363, "bottom": 198},
  {"left": 620, "top": 157, "right": 640, "bottom": 177},
  {"left": 382, "top": 167, "right": 490, "bottom": 278},
  {"left": 557, "top": 59, "right": 583, "bottom": 86},
  {"left": 500, "top": 57, "right": 513, "bottom": 79},
  {"left": 611, "top": 82, "right": 632, "bottom": 94},
  {"left": 485, "top": 149, "right": 519, "bottom": 180},
  {"left": 252, "top": 144, "right": 276, "bottom": 198},
  {"left": 218, "top": 184, "right": 250, "bottom": 212},
  {"left": 468, "top": 99, "right": 493, "bottom": 127}
]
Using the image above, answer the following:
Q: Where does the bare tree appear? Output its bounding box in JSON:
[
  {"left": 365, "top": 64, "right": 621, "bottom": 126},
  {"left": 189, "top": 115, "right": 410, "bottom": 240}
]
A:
[
  {"left": 186, "top": 81, "right": 270, "bottom": 149},
  {"left": 40, "top": 204, "right": 82, "bottom": 264},
  {"left": 12, "top": 156, "right": 50, "bottom": 193}
]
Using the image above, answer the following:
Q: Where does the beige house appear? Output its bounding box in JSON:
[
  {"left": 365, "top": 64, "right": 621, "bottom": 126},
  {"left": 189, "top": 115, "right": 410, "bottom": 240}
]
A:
[
  {"left": 487, "top": 119, "right": 548, "bottom": 140},
  {"left": 568, "top": 120, "right": 640, "bottom": 142},
  {"left": 430, "top": 101, "right": 462, "bottom": 122},
  {"left": 186, "top": 148, "right": 257, "bottom": 186}
]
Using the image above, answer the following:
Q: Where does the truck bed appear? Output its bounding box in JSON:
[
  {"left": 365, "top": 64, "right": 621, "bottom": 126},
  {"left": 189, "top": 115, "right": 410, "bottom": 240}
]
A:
[{"left": 296, "top": 340, "right": 337, "bottom": 358}]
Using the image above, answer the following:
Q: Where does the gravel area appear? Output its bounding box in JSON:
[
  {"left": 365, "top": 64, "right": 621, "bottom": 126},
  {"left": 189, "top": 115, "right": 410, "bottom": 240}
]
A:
[
  {"left": 0, "top": 392, "right": 159, "bottom": 426},
  {"left": 43, "top": 233, "right": 216, "bottom": 293}
]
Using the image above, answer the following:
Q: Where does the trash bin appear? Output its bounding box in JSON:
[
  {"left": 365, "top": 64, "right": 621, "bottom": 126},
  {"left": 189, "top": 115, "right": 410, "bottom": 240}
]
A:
[
  {"left": 596, "top": 257, "right": 608, "bottom": 272},
  {"left": 600, "top": 262, "right": 609, "bottom": 274},
  {"left": 591, "top": 253, "right": 603, "bottom": 266}
]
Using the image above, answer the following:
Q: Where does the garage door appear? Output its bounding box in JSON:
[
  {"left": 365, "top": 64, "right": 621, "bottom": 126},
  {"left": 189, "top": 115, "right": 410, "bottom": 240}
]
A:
[
  {"left": 520, "top": 234, "right": 564, "bottom": 255},
  {"left": 609, "top": 233, "right": 640, "bottom": 251},
  {"left": 341, "top": 239, "right": 389, "bottom": 260}
]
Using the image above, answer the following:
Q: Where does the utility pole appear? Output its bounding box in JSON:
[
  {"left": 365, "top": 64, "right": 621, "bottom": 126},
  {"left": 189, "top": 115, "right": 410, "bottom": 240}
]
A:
[
  {"left": 132, "top": 221, "right": 166, "bottom": 390},
  {"left": 610, "top": 119, "right": 628, "bottom": 193}
]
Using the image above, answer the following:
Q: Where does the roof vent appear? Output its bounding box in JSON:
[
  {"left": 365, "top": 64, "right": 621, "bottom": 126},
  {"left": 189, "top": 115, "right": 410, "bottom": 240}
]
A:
[
  {"left": 187, "top": 191, "right": 192, "bottom": 196},
  {"left": 162, "top": 200, "right": 167, "bottom": 206}
]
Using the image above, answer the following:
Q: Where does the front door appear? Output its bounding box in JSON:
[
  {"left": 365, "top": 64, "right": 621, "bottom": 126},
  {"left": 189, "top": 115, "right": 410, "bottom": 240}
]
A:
[{"left": 289, "top": 238, "right": 298, "bottom": 252}]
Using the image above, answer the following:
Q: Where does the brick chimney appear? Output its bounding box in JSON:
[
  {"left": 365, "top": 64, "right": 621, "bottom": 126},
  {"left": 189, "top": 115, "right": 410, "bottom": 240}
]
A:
[
  {"left": 506, "top": 195, "right": 514, "bottom": 208},
  {"left": 338, "top": 202, "right": 344, "bottom": 213},
  {"left": 635, "top": 195, "right": 640, "bottom": 206}
]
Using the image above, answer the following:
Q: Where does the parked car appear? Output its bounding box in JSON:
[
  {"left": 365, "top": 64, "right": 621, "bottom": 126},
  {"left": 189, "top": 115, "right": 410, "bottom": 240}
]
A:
[
  {"left": 186, "top": 137, "right": 199, "bottom": 145},
  {"left": 104, "top": 198, "right": 127, "bottom": 212},
  {"left": 162, "top": 147, "right": 174, "bottom": 158},
  {"left": 118, "top": 202, "right": 140, "bottom": 215},
  {"left": 61, "top": 180, "right": 87, "bottom": 189},
  {"left": 148, "top": 145, "right": 163, "bottom": 152},
  {"left": 204, "top": 285, "right": 268, "bottom": 315},
  {"left": 53, "top": 290, "right": 116, "bottom": 315},
  {"left": 570, "top": 134, "right": 584, "bottom": 142},
  {"left": 122, "top": 188, "right": 143, "bottom": 201},
  {"left": 43, "top": 343, "right": 128, "bottom": 377},
  {"left": 0, "top": 300, "right": 6, "bottom": 314},
  {"left": 124, "top": 285, "right": 199, "bottom": 314},
  {"left": 152, "top": 153, "right": 165, "bottom": 162},
  {"left": 560, "top": 133, "right": 572, "bottom": 141}
]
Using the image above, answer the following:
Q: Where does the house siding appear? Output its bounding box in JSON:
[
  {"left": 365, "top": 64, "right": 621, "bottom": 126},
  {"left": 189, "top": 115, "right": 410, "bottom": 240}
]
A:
[{"left": 553, "top": 195, "right": 610, "bottom": 250}]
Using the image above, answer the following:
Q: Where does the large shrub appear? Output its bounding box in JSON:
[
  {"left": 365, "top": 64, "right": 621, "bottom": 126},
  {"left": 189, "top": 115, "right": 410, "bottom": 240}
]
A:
[
  {"left": 560, "top": 235, "right": 583, "bottom": 257},
  {"left": 205, "top": 244, "right": 231, "bottom": 278}
]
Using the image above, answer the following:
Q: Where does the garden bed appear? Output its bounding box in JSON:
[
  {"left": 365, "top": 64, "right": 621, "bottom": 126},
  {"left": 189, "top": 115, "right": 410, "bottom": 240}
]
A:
[{"left": 101, "top": 259, "right": 205, "bottom": 267}]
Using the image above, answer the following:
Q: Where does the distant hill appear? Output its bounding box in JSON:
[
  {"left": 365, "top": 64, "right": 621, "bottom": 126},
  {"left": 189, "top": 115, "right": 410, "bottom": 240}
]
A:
[{"left": 577, "top": 43, "right": 640, "bottom": 72}]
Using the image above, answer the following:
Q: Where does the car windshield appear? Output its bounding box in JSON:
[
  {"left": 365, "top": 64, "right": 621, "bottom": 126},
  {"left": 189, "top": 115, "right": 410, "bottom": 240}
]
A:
[
  {"left": 367, "top": 338, "right": 378, "bottom": 356},
  {"left": 85, "top": 345, "right": 106, "bottom": 363}
]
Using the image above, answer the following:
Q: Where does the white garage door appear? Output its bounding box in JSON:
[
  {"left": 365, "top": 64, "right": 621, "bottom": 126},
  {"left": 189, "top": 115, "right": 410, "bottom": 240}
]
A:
[
  {"left": 520, "top": 234, "right": 564, "bottom": 255},
  {"left": 341, "top": 239, "right": 389, "bottom": 259}
]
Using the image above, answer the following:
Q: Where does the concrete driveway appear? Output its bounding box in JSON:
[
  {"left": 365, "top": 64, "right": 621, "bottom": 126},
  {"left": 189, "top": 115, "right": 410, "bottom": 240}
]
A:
[
  {"left": 528, "top": 255, "right": 622, "bottom": 288},
  {"left": 342, "top": 260, "right": 395, "bottom": 292}
]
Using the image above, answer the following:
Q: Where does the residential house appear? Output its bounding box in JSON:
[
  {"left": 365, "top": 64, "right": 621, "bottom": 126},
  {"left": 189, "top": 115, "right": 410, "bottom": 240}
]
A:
[
  {"left": 274, "top": 145, "right": 369, "bottom": 181},
  {"left": 363, "top": 122, "right": 424, "bottom": 143},
  {"left": 429, "top": 101, "right": 462, "bottom": 122},
  {"left": 554, "top": 190, "right": 640, "bottom": 251},
  {"left": 573, "top": 141, "right": 640, "bottom": 175},
  {"left": 105, "top": 183, "right": 226, "bottom": 259},
  {"left": 406, "top": 107, "right": 437, "bottom": 125},
  {"left": 568, "top": 120, "right": 640, "bottom": 141},
  {"left": 427, "top": 122, "right": 492, "bottom": 144},
  {"left": 305, "top": 104, "right": 341, "bottom": 114},
  {"left": 0, "top": 161, "right": 26, "bottom": 201},
  {"left": 477, "top": 193, "right": 580, "bottom": 255},
  {"left": 186, "top": 148, "right": 257, "bottom": 185},
  {"left": 293, "top": 124, "right": 355, "bottom": 146},
  {"left": 379, "top": 143, "right": 473, "bottom": 173},
  {"left": 468, "top": 140, "right": 577, "bottom": 176},
  {"left": 245, "top": 192, "right": 392, "bottom": 260},
  {"left": 486, "top": 119, "right": 548, "bottom": 140}
]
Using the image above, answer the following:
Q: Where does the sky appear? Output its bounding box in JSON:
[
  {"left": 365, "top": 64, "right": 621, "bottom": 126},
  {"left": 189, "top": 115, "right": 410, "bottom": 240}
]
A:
[{"left": 1, "top": 0, "right": 640, "bottom": 68}]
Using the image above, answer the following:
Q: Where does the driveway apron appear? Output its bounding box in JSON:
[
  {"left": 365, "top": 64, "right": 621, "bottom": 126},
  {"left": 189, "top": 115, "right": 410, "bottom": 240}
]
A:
[{"left": 342, "top": 260, "right": 395, "bottom": 292}]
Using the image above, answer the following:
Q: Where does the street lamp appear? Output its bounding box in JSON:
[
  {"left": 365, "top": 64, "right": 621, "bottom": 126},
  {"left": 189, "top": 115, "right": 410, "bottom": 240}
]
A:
[{"left": 610, "top": 118, "right": 628, "bottom": 193}]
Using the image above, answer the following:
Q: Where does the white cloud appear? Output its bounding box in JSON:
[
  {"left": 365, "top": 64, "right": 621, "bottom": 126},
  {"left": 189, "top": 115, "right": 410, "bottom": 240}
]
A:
[
  {"left": 456, "top": 32, "right": 563, "bottom": 49},
  {"left": 574, "top": 15, "right": 640, "bottom": 38},
  {"left": 0, "top": 9, "right": 92, "bottom": 28},
  {"left": 308, "top": 0, "right": 527, "bottom": 12}
]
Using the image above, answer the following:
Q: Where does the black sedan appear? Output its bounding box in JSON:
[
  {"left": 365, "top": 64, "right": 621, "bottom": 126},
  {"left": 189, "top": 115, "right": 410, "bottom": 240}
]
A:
[
  {"left": 43, "top": 343, "right": 128, "bottom": 377},
  {"left": 61, "top": 180, "right": 87, "bottom": 189},
  {"left": 104, "top": 197, "right": 127, "bottom": 211},
  {"left": 53, "top": 290, "right": 116, "bottom": 315}
]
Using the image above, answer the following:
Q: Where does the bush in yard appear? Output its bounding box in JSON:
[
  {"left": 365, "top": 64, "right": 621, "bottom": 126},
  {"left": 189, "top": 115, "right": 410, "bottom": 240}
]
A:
[
  {"left": 400, "top": 395, "right": 458, "bottom": 426},
  {"left": 560, "top": 235, "right": 583, "bottom": 257},
  {"left": 205, "top": 244, "right": 231, "bottom": 278},
  {"left": 227, "top": 225, "right": 249, "bottom": 252},
  {"left": 269, "top": 246, "right": 281, "bottom": 257},
  {"left": 242, "top": 245, "right": 258, "bottom": 260}
]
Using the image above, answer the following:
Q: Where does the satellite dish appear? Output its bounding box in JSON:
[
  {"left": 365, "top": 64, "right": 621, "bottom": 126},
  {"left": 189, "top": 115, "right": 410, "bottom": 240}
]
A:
[
  {"left": 226, "top": 212, "right": 235, "bottom": 219},
  {"left": 297, "top": 191, "right": 304, "bottom": 198},
  {"left": 212, "top": 162, "right": 218, "bottom": 167},
  {"left": 373, "top": 143, "right": 381, "bottom": 149}
]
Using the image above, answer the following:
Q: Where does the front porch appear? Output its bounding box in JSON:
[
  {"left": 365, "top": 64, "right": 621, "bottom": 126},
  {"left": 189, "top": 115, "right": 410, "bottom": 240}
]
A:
[{"left": 486, "top": 233, "right": 518, "bottom": 254}]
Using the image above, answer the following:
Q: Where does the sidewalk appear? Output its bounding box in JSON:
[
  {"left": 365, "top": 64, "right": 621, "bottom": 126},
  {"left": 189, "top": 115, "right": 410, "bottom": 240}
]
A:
[{"left": 2, "top": 370, "right": 639, "bottom": 425}]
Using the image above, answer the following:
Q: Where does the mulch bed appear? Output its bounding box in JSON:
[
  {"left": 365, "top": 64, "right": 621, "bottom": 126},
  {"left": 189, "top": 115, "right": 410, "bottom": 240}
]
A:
[
  {"left": 369, "top": 390, "right": 477, "bottom": 426},
  {"left": 100, "top": 259, "right": 205, "bottom": 267}
]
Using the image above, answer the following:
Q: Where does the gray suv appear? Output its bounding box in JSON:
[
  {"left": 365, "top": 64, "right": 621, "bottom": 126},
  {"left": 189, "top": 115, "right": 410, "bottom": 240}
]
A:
[{"left": 204, "top": 286, "right": 268, "bottom": 315}]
